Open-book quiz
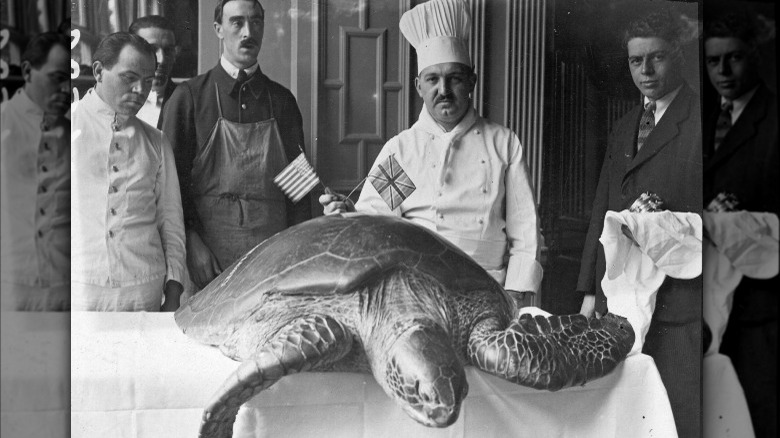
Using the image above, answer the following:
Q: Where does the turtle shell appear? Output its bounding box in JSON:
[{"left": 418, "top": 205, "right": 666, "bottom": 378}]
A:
[{"left": 175, "top": 214, "right": 501, "bottom": 342}]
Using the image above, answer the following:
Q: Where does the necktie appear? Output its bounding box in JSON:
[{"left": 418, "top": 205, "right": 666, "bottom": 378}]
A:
[
  {"left": 636, "top": 100, "right": 656, "bottom": 153},
  {"left": 231, "top": 69, "right": 249, "bottom": 95},
  {"left": 713, "top": 100, "right": 733, "bottom": 151}
]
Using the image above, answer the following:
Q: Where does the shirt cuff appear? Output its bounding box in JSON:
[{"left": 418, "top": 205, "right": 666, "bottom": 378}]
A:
[
  {"left": 504, "top": 256, "right": 543, "bottom": 293},
  {"left": 165, "top": 260, "right": 186, "bottom": 286}
]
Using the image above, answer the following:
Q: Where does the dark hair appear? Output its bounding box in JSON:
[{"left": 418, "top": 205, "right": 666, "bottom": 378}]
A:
[
  {"left": 624, "top": 10, "right": 687, "bottom": 53},
  {"left": 214, "top": 0, "right": 264, "bottom": 24},
  {"left": 93, "top": 32, "right": 156, "bottom": 70},
  {"left": 129, "top": 15, "right": 176, "bottom": 35},
  {"left": 704, "top": 12, "right": 760, "bottom": 51},
  {"left": 21, "top": 32, "right": 69, "bottom": 69}
]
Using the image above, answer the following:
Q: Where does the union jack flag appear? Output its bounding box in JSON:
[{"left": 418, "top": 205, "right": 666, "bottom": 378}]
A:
[
  {"left": 274, "top": 153, "right": 321, "bottom": 203},
  {"left": 368, "top": 154, "right": 416, "bottom": 210}
]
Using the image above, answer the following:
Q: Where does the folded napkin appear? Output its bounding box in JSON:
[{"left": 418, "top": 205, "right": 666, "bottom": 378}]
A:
[{"left": 600, "top": 210, "right": 702, "bottom": 355}]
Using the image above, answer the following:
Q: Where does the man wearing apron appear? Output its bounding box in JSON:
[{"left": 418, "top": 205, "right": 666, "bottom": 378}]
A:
[{"left": 162, "top": 0, "right": 311, "bottom": 289}]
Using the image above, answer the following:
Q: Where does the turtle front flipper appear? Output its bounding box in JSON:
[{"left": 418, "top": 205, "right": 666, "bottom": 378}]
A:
[
  {"left": 199, "top": 315, "right": 353, "bottom": 438},
  {"left": 468, "top": 312, "right": 634, "bottom": 391}
]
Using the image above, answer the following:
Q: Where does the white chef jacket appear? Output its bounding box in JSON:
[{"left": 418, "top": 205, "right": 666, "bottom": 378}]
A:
[
  {"left": 71, "top": 89, "right": 186, "bottom": 289},
  {"left": 135, "top": 89, "right": 162, "bottom": 128},
  {"left": 0, "top": 90, "right": 70, "bottom": 308},
  {"left": 356, "top": 107, "right": 543, "bottom": 292}
]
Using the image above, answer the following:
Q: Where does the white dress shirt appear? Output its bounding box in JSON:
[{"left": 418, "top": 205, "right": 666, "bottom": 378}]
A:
[
  {"left": 220, "top": 55, "right": 259, "bottom": 79},
  {"left": 721, "top": 85, "right": 758, "bottom": 125},
  {"left": 356, "top": 107, "right": 543, "bottom": 292},
  {"left": 135, "top": 89, "right": 162, "bottom": 128},
  {"left": 71, "top": 89, "right": 185, "bottom": 289},
  {"left": 644, "top": 84, "right": 683, "bottom": 125},
  {"left": 0, "top": 89, "right": 70, "bottom": 291}
]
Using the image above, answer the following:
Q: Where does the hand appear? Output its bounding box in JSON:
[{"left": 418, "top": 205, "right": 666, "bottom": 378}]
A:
[
  {"left": 579, "top": 294, "right": 596, "bottom": 318},
  {"left": 318, "top": 189, "right": 355, "bottom": 215},
  {"left": 186, "top": 230, "right": 222, "bottom": 289},
  {"left": 506, "top": 290, "right": 534, "bottom": 311},
  {"left": 161, "top": 280, "right": 183, "bottom": 312}
]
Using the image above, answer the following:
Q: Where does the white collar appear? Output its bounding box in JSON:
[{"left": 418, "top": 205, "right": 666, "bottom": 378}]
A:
[
  {"left": 12, "top": 88, "right": 44, "bottom": 117},
  {"left": 644, "top": 84, "right": 683, "bottom": 124},
  {"left": 417, "top": 106, "right": 478, "bottom": 143},
  {"left": 220, "top": 55, "right": 259, "bottom": 79},
  {"left": 721, "top": 85, "right": 759, "bottom": 125}
]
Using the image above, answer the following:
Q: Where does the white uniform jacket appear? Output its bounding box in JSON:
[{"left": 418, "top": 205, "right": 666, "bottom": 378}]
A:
[
  {"left": 356, "top": 107, "right": 543, "bottom": 292},
  {"left": 71, "top": 89, "right": 186, "bottom": 289}
]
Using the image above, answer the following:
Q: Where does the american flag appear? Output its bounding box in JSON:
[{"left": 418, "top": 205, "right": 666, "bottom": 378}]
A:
[
  {"left": 274, "top": 153, "right": 321, "bottom": 203},
  {"left": 368, "top": 154, "right": 416, "bottom": 210}
]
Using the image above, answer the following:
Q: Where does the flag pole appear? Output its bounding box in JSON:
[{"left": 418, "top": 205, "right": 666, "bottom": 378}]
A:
[{"left": 298, "top": 144, "right": 329, "bottom": 192}]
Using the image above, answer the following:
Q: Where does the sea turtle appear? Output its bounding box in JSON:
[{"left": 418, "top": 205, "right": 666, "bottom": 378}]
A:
[{"left": 175, "top": 214, "right": 634, "bottom": 437}]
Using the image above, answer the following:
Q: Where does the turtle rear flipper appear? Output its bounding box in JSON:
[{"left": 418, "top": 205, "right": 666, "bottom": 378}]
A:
[
  {"left": 468, "top": 312, "right": 634, "bottom": 391},
  {"left": 199, "top": 315, "right": 353, "bottom": 438}
]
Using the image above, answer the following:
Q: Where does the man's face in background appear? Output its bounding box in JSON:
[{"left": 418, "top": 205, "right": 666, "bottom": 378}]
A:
[{"left": 135, "top": 26, "right": 177, "bottom": 93}]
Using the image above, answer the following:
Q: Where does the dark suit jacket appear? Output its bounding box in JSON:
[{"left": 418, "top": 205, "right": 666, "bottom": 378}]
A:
[
  {"left": 577, "top": 83, "right": 703, "bottom": 321},
  {"left": 155, "top": 79, "right": 179, "bottom": 130},
  {"left": 704, "top": 83, "right": 779, "bottom": 324}
]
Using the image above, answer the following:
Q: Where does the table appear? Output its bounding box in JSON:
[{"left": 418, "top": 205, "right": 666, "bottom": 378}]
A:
[
  {"left": 71, "top": 312, "right": 677, "bottom": 438},
  {"left": 0, "top": 312, "right": 70, "bottom": 438}
]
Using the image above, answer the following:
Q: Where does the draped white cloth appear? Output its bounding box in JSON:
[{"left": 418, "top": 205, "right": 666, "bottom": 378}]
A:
[
  {"left": 599, "top": 210, "right": 702, "bottom": 355},
  {"left": 702, "top": 211, "right": 778, "bottom": 354},
  {"left": 71, "top": 312, "right": 677, "bottom": 438},
  {"left": 701, "top": 211, "right": 778, "bottom": 438}
]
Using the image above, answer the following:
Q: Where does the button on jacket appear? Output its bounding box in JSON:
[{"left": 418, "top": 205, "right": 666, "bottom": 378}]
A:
[
  {"left": 0, "top": 89, "right": 70, "bottom": 288},
  {"left": 71, "top": 89, "right": 185, "bottom": 287},
  {"left": 356, "top": 107, "right": 543, "bottom": 293}
]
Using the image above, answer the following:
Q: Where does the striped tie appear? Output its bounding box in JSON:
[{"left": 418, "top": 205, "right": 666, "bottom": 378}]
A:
[
  {"left": 713, "top": 100, "right": 733, "bottom": 151},
  {"left": 636, "top": 100, "right": 656, "bottom": 153}
]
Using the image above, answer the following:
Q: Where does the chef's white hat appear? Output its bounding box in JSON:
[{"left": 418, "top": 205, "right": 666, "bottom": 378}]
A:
[{"left": 399, "top": 0, "right": 471, "bottom": 74}]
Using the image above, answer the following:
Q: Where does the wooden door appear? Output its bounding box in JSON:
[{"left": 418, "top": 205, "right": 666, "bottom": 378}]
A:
[{"left": 314, "top": 0, "right": 411, "bottom": 197}]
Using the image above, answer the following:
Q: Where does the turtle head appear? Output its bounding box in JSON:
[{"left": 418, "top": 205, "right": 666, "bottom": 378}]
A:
[{"left": 381, "top": 323, "right": 468, "bottom": 428}]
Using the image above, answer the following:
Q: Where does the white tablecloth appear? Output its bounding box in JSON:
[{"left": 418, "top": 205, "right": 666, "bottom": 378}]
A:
[
  {"left": 71, "top": 312, "right": 676, "bottom": 438},
  {"left": 0, "top": 312, "right": 70, "bottom": 438},
  {"left": 599, "top": 210, "right": 702, "bottom": 355}
]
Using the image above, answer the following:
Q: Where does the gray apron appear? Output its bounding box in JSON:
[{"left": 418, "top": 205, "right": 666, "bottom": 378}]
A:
[{"left": 191, "top": 83, "right": 289, "bottom": 268}]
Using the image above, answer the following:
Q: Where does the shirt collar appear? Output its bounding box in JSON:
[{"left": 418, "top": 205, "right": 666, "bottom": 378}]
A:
[
  {"left": 644, "top": 84, "right": 683, "bottom": 124},
  {"left": 81, "top": 88, "right": 133, "bottom": 128},
  {"left": 220, "top": 55, "right": 259, "bottom": 79},
  {"left": 721, "top": 85, "right": 759, "bottom": 125},
  {"left": 417, "top": 105, "right": 478, "bottom": 142},
  {"left": 11, "top": 88, "right": 44, "bottom": 118}
]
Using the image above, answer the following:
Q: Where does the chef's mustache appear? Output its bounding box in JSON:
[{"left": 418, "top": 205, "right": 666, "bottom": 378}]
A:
[{"left": 435, "top": 94, "right": 454, "bottom": 103}]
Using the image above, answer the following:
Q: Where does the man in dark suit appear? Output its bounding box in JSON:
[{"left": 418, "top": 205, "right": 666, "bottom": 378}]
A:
[
  {"left": 704, "top": 12, "right": 778, "bottom": 438},
  {"left": 576, "top": 10, "right": 702, "bottom": 438}
]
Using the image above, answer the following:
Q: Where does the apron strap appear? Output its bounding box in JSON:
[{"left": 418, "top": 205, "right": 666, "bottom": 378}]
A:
[
  {"left": 214, "top": 82, "right": 224, "bottom": 117},
  {"left": 267, "top": 89, "right": 275, "bottom": 120}
]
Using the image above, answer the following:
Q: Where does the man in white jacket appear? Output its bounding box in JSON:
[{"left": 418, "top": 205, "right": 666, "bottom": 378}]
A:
[
  {"left": 71, "top": 32, "right": 186, "bottom": 311},
  {"left": 320, "top": 0, "right": 542, "bottom": 310},
  {"left": 0, "top": 32, "right": 70, "bottom": 310}
]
